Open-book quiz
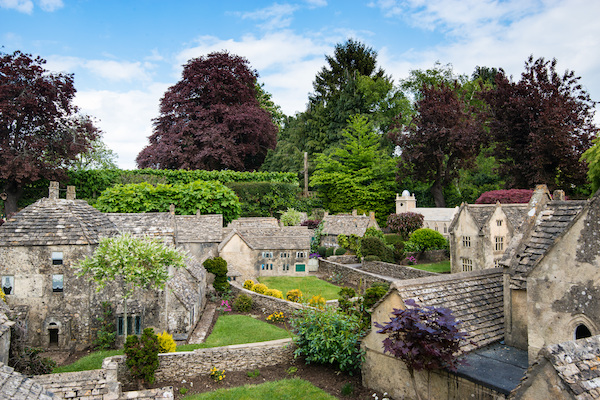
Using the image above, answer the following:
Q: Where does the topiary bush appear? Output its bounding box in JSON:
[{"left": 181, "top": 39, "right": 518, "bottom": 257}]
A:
[
  {"left": 286, "top": 289, "right": 303, "bottom": 302},
  {"left": 363, "top": 282, "right": 390, "bottom": 308},
  {"left": 93, "top": 302, "right": 116, "bottom": 351},
  {"left": 125, "top": 328, "right": 160, "bottom": 385},
  {"left": 308, "top": 295, "right": 326, "bottom": 309},
  {"left": 157, "top": 331, "right": 176, "bottom": 353},
  {"left": 335, "top": 247, "right": 346, "bottom": 256},
  {"left": 317, "top": 246, "right": 327, "bottom": 258},
  {"left": 203, "top": 257, "right": 230, "bottom": 292},
  {"left": 265, "top": 289, "right": 284, "bottom": 299},
  {"left": 280, "top": 208, "right": 302, "bottom": 226},
  {"left": 243, "top": 280, "right": 255, "bottom": 290},
  {"left": 408, "top": 228, "right": 447, "bottom": 251},
  {"left": 475, "top": 189, "right": 534, "bottom": 204},
  {"left": 252, "top": 283, "right": 268, "bottom": 295},
  {"left": 325, "top": 247, "right": 334, "bottom": 257},
  {"left": 387, "top": 212, "right": 424, "bottom": 240},
  {"left": 233, "top": 294, "right": 253, "bottom": 312},
  {"left": 360, "top": 236, "right": 394, "bottom": 263}
]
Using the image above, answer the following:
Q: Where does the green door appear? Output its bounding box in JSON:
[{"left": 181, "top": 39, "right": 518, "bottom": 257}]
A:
[{"left": 295, "top": 264, "right": 305, "bottom": 272}]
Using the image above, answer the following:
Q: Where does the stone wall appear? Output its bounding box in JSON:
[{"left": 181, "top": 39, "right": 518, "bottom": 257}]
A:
[
  {"left": 318, "top": 259, "right": 393, "bottom": 288},
  {"left": 405, "top": 249, "right": 449, "bottom": 263},
  {"left": 230, "top": 284, "right": 306, "bottom": 316},
  {"left": 326, "top": 255, "right": 359, "bottom": 264},
  {"left": 362, "top": 260, "right": 437, "bottom": 280},
  {"left": 33, "top": 364, "right": 117, "bottom": 400}
]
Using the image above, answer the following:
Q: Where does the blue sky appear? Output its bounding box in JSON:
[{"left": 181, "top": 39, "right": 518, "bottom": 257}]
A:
[{"left": 2, "top": 0, "right": 599, "bottom": 169}]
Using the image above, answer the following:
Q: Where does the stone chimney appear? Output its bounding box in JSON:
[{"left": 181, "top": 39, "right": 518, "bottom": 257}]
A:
[
  {"left": 324, "top": 211, "right": 329, "bottom": 217},
  {"left": 169, "top": 204, "right": 175, "bottom": 215},
  {"left": 66, "top": 186, "right": 76, "bottom": 200},
  {"left": 553, "top": 190, "right": 566, "bottom": 201},
  {"left": 369, "top": 211, "right": 376, "bottom": 220},
  {"left": 352, "top": 209, "right": 357, "bottom": 216},
  {"left": 49, "top": 181, "right": 59, "bottom": 199}
]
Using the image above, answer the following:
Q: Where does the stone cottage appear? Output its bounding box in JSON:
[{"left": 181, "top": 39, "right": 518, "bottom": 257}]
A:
[
  {"left": 395, "top": 190, "right": 459, "bottom": 239},
  {"left": 320, "top": 210, "right": 379, "bottom": 247},
  {"left": 0, "top": 184, "right": 207, "bottom": 350}
]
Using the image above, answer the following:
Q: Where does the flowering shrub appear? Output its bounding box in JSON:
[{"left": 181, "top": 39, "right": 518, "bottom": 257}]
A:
[
  {"left": 286, "top": 289, "right": 303, "bottom": 302},
  {"left": 218, "top": 300, "right": 231, "bottom": 313},
  {"left": 387, "top": 212, "right": 424, "bottom": 240},
  {"left": 309, "top": 252, "right": 321, "bottom": 259},
  {"left": 157, "top": 331, "right": 176, "bottom": 353},
  {"left": 308, "top": 295, "right": 326, "bottom": 309},
  {"left": 243, "top": 279, "right": 254, "bottom": 290},
  {"left": 265, "top": 289, "right": 283, "bottom": 299},
  {"left": 209, "top": 367, "right": 226, "bottom": 382},
  {"left": 406, "top": 256, "right": 417, "bottom": 265},
  {"left": 475, "top": 189, "right": 533, "bottom": 204},
  {"left": 266, "top": 311, "right": 286, "bottom": 323},
  {"left": 280, "top": 208, "right": 302, "bottom": 226},
  {"left": 252, "top": 283, "right": 268, "bottom": 295}
]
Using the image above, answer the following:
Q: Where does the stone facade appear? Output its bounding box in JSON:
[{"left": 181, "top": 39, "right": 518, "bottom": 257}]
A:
[
  {"left": 395, "top": 190, "right": 459, "bottom": 239},
  {"left": 320, "top": 210, "right": 379, "bottom": 247}
]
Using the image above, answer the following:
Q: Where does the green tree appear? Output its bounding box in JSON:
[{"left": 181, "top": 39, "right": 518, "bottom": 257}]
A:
[
  {"left": 310, "top": 114, "right": 397, "bottom": 224},
  {"left": 78, "top": 234, "right": 187, "bottom": 337},
  {"left": 70, "top": 136, "right": 119, "bottom": 171},
  {"left": 581, "top": 134, "right": 600, "bottom": 193}
]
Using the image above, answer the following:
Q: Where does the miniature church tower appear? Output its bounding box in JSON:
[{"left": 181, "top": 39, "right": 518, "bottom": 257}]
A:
[{"left": 395, "top": 190, "right": 416, "bottom": 213}]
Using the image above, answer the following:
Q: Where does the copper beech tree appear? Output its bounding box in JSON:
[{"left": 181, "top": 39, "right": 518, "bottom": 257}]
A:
[
  {"left": 136, "top": 52, "right": 277, "bottom": 171},
  {"left": 0, "top": 51, "right": 98, "bottom": 215}
]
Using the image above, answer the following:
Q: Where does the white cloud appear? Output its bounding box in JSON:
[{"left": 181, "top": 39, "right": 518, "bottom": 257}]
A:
[
  {"left": 38, "top": 0, "right": 62, "bottom": 12},
  {"left": 238, "top": 3, "right": 299, "bottom": 30},
  {"left": 45, "top": 56, "right": 154, "bottom": 82},
  {"left": 0, "top": 0, "right": 33, "bottom": 14},
  {"left": 305, "top": 0, "right": 327, "bottom": 8}
]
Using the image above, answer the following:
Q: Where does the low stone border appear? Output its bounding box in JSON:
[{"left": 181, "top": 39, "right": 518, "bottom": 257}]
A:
[
  {"left": 318, "top": 259, "right": 393, "bottom": 289},
  {"left": 362, "top": 260, "right": 437, "bottom": 280},
  {"left": 229, "top": 283, "right": 307, "bottom": 316}
]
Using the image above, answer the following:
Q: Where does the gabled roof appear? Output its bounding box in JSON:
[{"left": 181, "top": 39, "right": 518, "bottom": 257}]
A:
[
  {"left": 175, "top": 214, "right": 223, "bottom": 243},
  {"left": 0, "top": 362, "right": 54, "bottom": 399},
  {"left": 227, "top": 217, "right": 279, "bottom": 229},
  {"left": 0, "top": 198, "right": 118, "bottom": 246},
  {"left": 219, "top": 227, "right": 312, "bottom": 251},
  {"left": 390, "top": 269, "right": 504, "bottom": 352},
  {"left": 507, "top": 200, "right": 587, "bottom": 289},
  {"left": 108, "top": 213, "right": 175, "bottom": 241},
  {"left": 321, "top": 213, "right": 379, "bottom": 237},
  {"left": 413, "top": 207, "right": 459, "bottom": 222}
]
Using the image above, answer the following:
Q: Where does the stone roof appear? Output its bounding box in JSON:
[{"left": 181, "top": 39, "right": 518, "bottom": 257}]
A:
[
  {"left": 175, "top": 214, "right": 223, "bottom": 243},
  {"left": 220, "top": 227, "right": 312, "bottom": 251},
  {"left": 227, "top": 217, "right": 279, "bottom": 229},
  {"left": 512, "top": 335, "right": 600, "bottom": 400},
  {"left": 391, "top": 268, "right": 504, "bottom": 352},
  {"left": 168, "top": 268, "right": 199, "bottom": 310},
  {"left": 507, "top": 200, "right": 587, "bottom": 289},
  {"left": 0, "top": 362, "right": 54, "bottom": 399},
  {"left": 413, "top": 207, "right": 459, "bottom": 222},
  {"left": 501, "top": 204, "right": 529, "bottom": 230},
  {"left": 0, "top": 198, "right": 118, "bottom": 246},
  {"left": 321, "top": 213, "right": 379, "bottom": 237}
]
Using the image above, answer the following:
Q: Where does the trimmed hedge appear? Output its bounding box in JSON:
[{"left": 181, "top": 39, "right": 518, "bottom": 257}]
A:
[
  {"left": 225, "top": 181, "right": 300, "bottom": 218},
  {"left": 475, "top": 189, "right": 533, "bottom": 204}
]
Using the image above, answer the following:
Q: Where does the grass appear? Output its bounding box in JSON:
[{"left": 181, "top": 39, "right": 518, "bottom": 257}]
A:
[
  {"left": 257, "top": 276, "right": 341, "bottom": 300},
  {"left": 54, "top": 315, "right": 290, "bottom": 372},
  {"left": 410, "top": 260, "right": 451, "bottom": 273},
  {"left": 182, "top": 378, "right": 337, "bottom": 400}
]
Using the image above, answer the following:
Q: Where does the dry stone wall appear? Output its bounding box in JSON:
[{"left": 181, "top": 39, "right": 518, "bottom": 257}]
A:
[
  {"left": 362, "top": 260, "right": 437, "bottom": 280},
  {"left": 318, "top": 259, "right": 392, "bottom": 288},
  {"left": 229, "top": 284, "right": 305, "bottom": 315}
]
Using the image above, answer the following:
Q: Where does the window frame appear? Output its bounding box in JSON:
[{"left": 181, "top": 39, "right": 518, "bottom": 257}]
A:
[
  {"left": 1, "top": 276, "right": 14, "bottom": 295},
  {"left": 52, "top": 274, "right": 64, "bottom": 293}
]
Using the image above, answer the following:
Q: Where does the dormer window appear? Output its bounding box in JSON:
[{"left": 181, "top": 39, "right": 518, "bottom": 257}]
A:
[{"left": 51, "top": 252, "right": 63, "bottom": 265}]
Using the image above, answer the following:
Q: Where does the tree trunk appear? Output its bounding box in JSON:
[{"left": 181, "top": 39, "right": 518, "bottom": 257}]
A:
[
  {"left": 123, "top": 298, "right": 128, "bottom": 338},
  {"left": 430, "top": 180, "right": 446, "bottom": 208},
  {"left": 3, "top": 181, "right": 23, "bottom": 217},
  {"left": 408, "top": 367, "right": 423, "bottom": 400}
]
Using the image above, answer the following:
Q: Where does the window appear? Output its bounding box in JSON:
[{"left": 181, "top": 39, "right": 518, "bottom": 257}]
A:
[
  {"left": 280, "top": 252, "right": 289, "bottom": 258},
  {"left": 296, "top": 252, "right": 305, "bottom": 258},
  {"left": 462, "top": 236, "right": 471, "bottom": 248},
  {"left": 444, "top": 225, "right": 448, "bottom": 234},
  {"left": 262, "top": 252, "right": 273, "bottom": 258},
  {"left": 282, "top": 264, "right": 290, "bottom": 272},
  {"left": 495, "top": 236, "right": 504, "bottom": 251},
  {"left": 117, "top": 316, "right": 142, "bottom": 335},
  {"left": 496, "top": 219, "right": 502, "bottom": 227},
  {"left": 461, "top": 258, "right": 473, "bottom": 272},
  {"left": 494, "top": 259, "right": 501, "bottom": 268},
  {"left": 261, "top": 264, "right": 265, "bottom": 270},
  {"left": 575, "top": 324, "right": 592, "bottom": 339},
  {"left": 51, "top": 252, "right": 63, "bottom": 265},
  {"left": 1, "top": 276, "right": 13, "bottom": 295},
  {"left": 52, "top": 274, "right": 63, "bottom": 293}
]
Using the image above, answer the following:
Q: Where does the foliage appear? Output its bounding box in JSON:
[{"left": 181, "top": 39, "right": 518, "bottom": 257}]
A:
[
  {"left": 290, "top": 306, "right": 366, "bottom": 374},
  {"left": 360, "top": 236, "right": 394, "bottom": 263},
  {"left": 582, "top": 135, "right": 600, "bottom": 193},
  {"left": 311, "top": 115, "right": 397, "bottom": 225},
  {"left": 280, "top": 208, "right": 302, "bottom": 226},
  {"left": 301, "top": 219, "right": 321, "bottom": 229},
  {"left": 252, "top": 283, "right": 268, "bottom": 295},
  {"left": 70, "top": 136, "right": 119, "bottom": 171},
  {"left": 226, "top": 181, "right": 299, "bottom": 218},
  {"left": 363, "top": 255, "right": 380, "bottom": 262},
  {"left": 408, "top": 228, "right": 447, "bottom": 251},
  {"left": 334, "top": 247, "right": 346, "bottom": 256},
  {"left": 364, "top": 282, "right": 390, "bottom": 308},
  {"left": 308, "top": 295, "right": 326, "bottom": 309},
  {"left": 243, "top": 280, "right": 255, "bottom": 290},
  {"left": 310, "top": 221, "right": 325, "bottom": 254},
  {"left": 475, "top": 189, "right": 534, "bottom": 204},
  {"left": 286, "top": 289, "right": 303, "bottom": 303},
  {"left": 375, "top": 299, "right": 467, "bottom": 372},
  {"left": 480, "top": 56, "right": 596, "bottom": 191},
  {"left": 325, "top": 247, "right": 334, "bottom": 257},
  {"left": 337, "top": 234, "right": 361, "bottom": 255},
  {"left": 203, "top": 257, "right": 229, "bottom": 292},
  {"left": 9, "top": 319, "right": 56, "bottom": 375},
  {"left": 387, "top": 212, "right": 424, "bottom": 240},
  {"left": 95, "top": 180, "right": 241, "bottom": 225},
  {"left": 364, "top": 226, "right": 384, "bottom": 240},
  {"left": 247, "top": 368, "right": 261, "bottom": 378},
  {"left": 0, "top": 50, "right": 99, "bottom": 215},
  {"left": 233, "top": 294, "right": 253, "bottom": 312},
  {"left": 210, "top": 366, "right": 226, "bottom": 382},
  {"left": 136, "top": 52, "right": 277, "bottom": 171},
  {"left": 93, "top": 302, "right": 116, "bottom": 350},
  {"left": 266, "top": 311, "right": 286, "bottom": 323},
  {"left": 391, "top": 80, "right": 484, "bottom": 207},
  {"left": 125, "top": 328, "right": 160, "bottom": 385},
  {"left": 317, "top": 246, "right": 327, "bottom": 258},
  {"left": 265, "top": 289, "right": 284, "bottom": 299},
  {"left": 157, "top": 331, "right": 177, "bottom": 353}
]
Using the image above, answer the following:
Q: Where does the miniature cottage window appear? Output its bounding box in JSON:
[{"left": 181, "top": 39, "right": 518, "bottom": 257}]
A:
[
  {"left": 462, "top": 236, "right": 471, "bottom": 247},
  {"left": 51, "top": 252, "right": 63, "bottom": 265},
  {"left": 575, "top": 324, "right": 592, "bottom": 340},
  {"left": 1, "top": 276, "right": 13, "bottom": 295},
  {"left": 282, "top": 264, "right": 290, "bottom": 272},
  {"left": 494, "top": 259, "right": 501, "bottom": 268},
  {"left": 461, "top": 258, "right": 473, "bottom": 272},
  {"left": 280, "top": 252, "right": 289, "bottom": 258},
  {"left": 296, "top": 252, "right": 305, "bottom": 258},
  {"left": 52, "top": 275, "right": 63, "bottom": 293},
  {"left": 262, "top": 252, "right": 273, "bottom": 258},
  {"left": 117, "top": 316, "right": 141, "bottom": 335},
  {"left": 496, "top": 219, "right": 502, "bottom": 226},
  {"left": 495, "top": 236, "right": 504, "bottom": 251}
]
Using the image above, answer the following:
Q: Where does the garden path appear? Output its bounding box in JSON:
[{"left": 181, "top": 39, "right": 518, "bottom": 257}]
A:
[{"left": 186, "top": 302, "right": 217, "bottom": 344}]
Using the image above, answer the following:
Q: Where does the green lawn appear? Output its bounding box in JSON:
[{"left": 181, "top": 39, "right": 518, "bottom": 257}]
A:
[
  {"left": 182, "top": 378, "right": 337, "bottom": 400},
  {"left": 53, "top": 315, "right": 290, "bottom": 372},
  {"left": 410, "top": 260, "right": 451, "bottom": 273},
  {"left": 257, "top": 276, "right": 341, "bottom": 301}
]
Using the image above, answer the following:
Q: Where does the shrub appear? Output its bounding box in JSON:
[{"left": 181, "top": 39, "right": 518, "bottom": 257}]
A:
[
  {"left": 308, "top": 295, "right": 326, "bottom": 309},
  {"left": 266, "top": 311, "right": 286, "bottom": 323},
  {"left": 203, "top": 257, "right": 229, "bottom": 292},
  {"left": 364, "top": 282, "right": 390, "bottom": 308},
  {"left": 243, "top": 280, "right": 254, "bottom": 290},
  {"left": 290, "top": 306, "right": 366, "bottom": 374},
  {"left": 252, "top": 283, "right": 268, "bottom": 295},
  {"left": 337, "top": 234, "right": 361, "bottom": 254},
  {"left": 317, "top": 246, "right": 327, "bottom": 258},
  {"left": 363, "top": 226, "right": 384, "bottom": 240},
  {"left": 125, "top": 328, "right": 160, "bottom": 385},
  {"left": 209, "top": 366, "right": 226, "bottom": 382},
  {"left": 364, "top": 255, "right": 380, "bottom": 262},
  {"left": 233, "top": 294, "right": 253, "bottom": 312},
  {"left": 280, "top": 208, "right": 302, "bottom": 226},
  {"left": 360, "top": 236, "right": 394, "bottom": 263},
  {"left": 10, "top": 346, "right": 56, "bottom": 375},
  {"left": 334, "top": 247, "right": 346, "bottom": 256},
  {"left": 301, "top": 219, "right": 321, "bottom": 229},
  {"left": 93, "top": 302, "right": 116, "bottom": 350},
  {"left": 475, "top": 189, "right": 534, "bottom": 204},
  {"left": 408, "top": 228, "right": 447, "bottom": 251},
  {"left": 157, "top": 331, "right": 176, "bottom": 353},
  {"left": 226, "top": 181, "right": 299, "bottom": 218},
  {"left": 325, "top": 247, "right": 334, "bottom": 257},
  {"left": 387, "top": 212, "right": 424, "bottom": 240},
  {"left": 286, "top": 289, "right": 303, "bottom": 302},
  {"left": 265, "top": 289, "right": 284, "bottom": 299}
]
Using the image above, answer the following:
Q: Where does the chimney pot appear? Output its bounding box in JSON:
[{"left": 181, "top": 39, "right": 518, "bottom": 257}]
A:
[
  {"left": 169, "top": 204, "right": 175, "bottom": 215},
  {"left": 66, "top": 186, "right": 76, "bottom": 200},
  {"left": 49, "top": 181, "right": 59, "bottom": 199},
  {"left": 553, "top": 190, "right": 566, "bottom": 201}
]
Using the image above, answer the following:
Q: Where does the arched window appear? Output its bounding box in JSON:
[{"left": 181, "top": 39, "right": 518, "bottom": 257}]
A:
[{"left": 575, "top": 324, "right": 592, "bottom": 340}]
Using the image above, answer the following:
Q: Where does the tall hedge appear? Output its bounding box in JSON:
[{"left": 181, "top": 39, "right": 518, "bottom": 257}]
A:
[
  {"left": 226, "top": 181, "right": 300, "bottom": 217},
  {"left": 94, "top": 181, "right": 241, "bottom": 224}
]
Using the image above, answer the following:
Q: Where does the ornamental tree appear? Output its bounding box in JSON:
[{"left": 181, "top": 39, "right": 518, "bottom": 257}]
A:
[
  {"left": 375, "top": 299, "right": 468, "bottom": 400},
  {"left": 78, "top": 234, "right": 187, "bottom": 337},
  {"left": 0, "top": 51, "right": 99, "bottom": 215},
  {"left": 480, "top": 56, "right": 597, "bottom": 191},
  {"left": 387, "top": 212, "right": 424, "bottom": 240},
  {"left": 475, "top": 189, "right": 534, "bottom": 204},
  {"left": 136, "top": 52, "right": 277, "bottom": 171}
]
